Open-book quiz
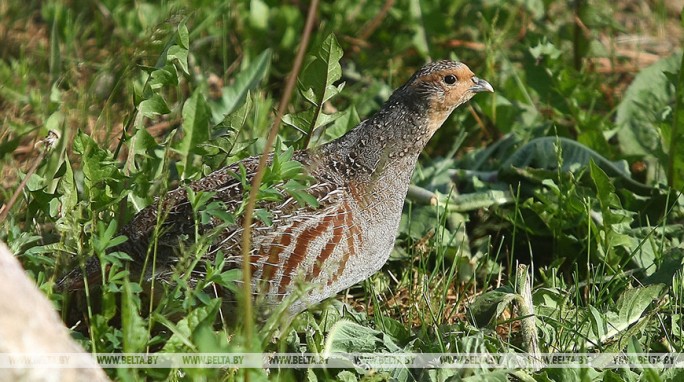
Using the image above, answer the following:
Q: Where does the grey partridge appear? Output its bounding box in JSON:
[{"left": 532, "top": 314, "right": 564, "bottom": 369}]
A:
[{"left": 60, "top": 60, "right": 493, "bottom": 316}]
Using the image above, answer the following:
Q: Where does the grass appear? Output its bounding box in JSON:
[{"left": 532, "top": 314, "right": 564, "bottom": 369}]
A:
[{"left": 1, "top": 0, "right": 684, "bottom": 381}]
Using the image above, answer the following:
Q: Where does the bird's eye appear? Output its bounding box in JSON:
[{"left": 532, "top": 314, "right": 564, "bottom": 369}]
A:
[{"left": 443, "top": 74, "right": 457, "bottom": 85}]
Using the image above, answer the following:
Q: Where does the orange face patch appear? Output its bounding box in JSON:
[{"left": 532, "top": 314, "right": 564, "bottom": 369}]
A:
[
  {"left": 412, "top": 67, "right": 477, "bottom": 105},
  {"left": 408, "top": 66, "right": 480, "bottom": 132}
]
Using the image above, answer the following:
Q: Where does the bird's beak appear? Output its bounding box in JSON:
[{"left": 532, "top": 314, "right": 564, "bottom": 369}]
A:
[{"left": 470, "top": 77, "right": 494, "bottom": 93}]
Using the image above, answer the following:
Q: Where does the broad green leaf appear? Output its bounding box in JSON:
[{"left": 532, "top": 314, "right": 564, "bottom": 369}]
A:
[
  {"left": 615, "top": 53, "right": 682, "bottom": 186},
  {"left": 149, "top": 66, "right": 177, "bottom": 90},
  {"left": 532, "top": 287, "right": 567, "bottom": 311},
  {"left": 501, "top": 137, "right": 653, "bottom": 195},
  {"left": 26, "top": 172, "right": 46, "bottom": 192},
  {"left": 93, "top": 220, "right": 127, "bottom": 254},
  {"left": 666, "top": 50, "right": 684, "bottom": 188},
  {"left": 282, "top": 109, "right": 345, "bottom": 136},
  {"left": 642, "top": 248, "right": 684, "bottom": 286},
  {"left": 254, "top": 208, "right": 272, "bottom": 225},
  {"left": 222, "top": 93, "right": 253, "bottom": 131},
  {"left": 297, "top": 34, "right": 344, "bottom": 147},
  {"left": 176, "top": 21, "right": 189, "bottom": 49},
  {"left": 448, "top": 190, "right": 515, "bottom": 212},
  {"left": 284, "top": 179, "right": 319, "bottom": 208},
  {"left": 299, "top": 34, "right": 343, "bottom": 106},
  {"left": 186, "top": 188, "right": 215, "bottom": 213},
  {"left": 138, "top": 93, "right": 170, "bottom": 118},
  {"left": 133, "top": 125, "right": 160, "bottom": 153},
  {"left": 323, "top": 319, "right": 402, "bottom": 355},
  {"left": 201, "top": 95, "right": 253, "bottom": 162},
  {"left": 462, "top": 371, "right": 511, "bottom": 382},
  {"left": 56, "top": 157, "right": 77, "bottom": 216},
  {"left": 581, "top": 284, "right": 665, "bottom": 349},
  {"left": 217, "top": 269, "right": 242, "bottom": 294},
  {"left": 159, "top": 299, "right": 221, "bottom": 352},
  {"left": 589, "top": 160, "right": 618, "bottom": 207},
  {"left": 587, "top": 305, "right": 607, "bottom": 345},
  {"left": 615, "top": 53, "right": 680, "bottom": 157},
  {"left": 285, "top": 103, "right": 309, "bottom": 133},
  {"left": 336, "top": 370, "right": 358, "bottom": 382},
  {"left": 73, "top": 131, "right": 119, "bottom": 189},
  {"left": 529, "top": 39, "right": 562, "bottom": 61},
  {"left": 167, "top": 45, "right": 189, "bottom": 75},
  {"left": 376, "top": 316, "right": 410, "bottom": 344},
  {"left": 122, "top": 280, "right": 147, "bottom": 353},
  {"left": 468, "top": 288, "right": 518, "bottom": 327},
  {"left": 249, "top": 0, "right": 269, "bottom": 30},
  {"left": 537, "top": 368, "right": 603, "bottom": 382},
  {"left": 398, "top": 204, "right": 441, "bottom": 240},
  {"left": 209, "top": 49, "right": 271, "bottom": 124},
  {"left": 175, "top": 89, "right": 211, "bottom": 177},
  {"left": 615, "top": 284, "right": 664, "bottom": 328},
  {"left": 203, "top": 201, "right": 235, "bottom": 225}
]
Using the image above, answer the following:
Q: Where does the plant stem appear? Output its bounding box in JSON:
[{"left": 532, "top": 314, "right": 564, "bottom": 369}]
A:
[
  {"left": 572, "top": 0, "right": 586, "bottom": 71},
  {"left": 515, "top": 264, "right": 543, "bottom": 370},
  {"left": 238, "top": 0, "right": 319, "bottom": 360},
  {"left": 667, "top": 50, "right": 684, "bottom": 187}
]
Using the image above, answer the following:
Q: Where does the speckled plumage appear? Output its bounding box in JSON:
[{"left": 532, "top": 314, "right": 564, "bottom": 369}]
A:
[{"left": 60, "top": 60, "right": 493, "bottom": 316}]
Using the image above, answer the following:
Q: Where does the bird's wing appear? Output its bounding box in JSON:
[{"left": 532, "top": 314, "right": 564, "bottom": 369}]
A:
[
  {"left": 58, "top": 150, "right": 341, "bottom": 291},
  {"left": 76, "top": 150, "right": 341, "bottom": 281},
  {"left": 117, "top": 155, "right": 262, "bottom": 262}
]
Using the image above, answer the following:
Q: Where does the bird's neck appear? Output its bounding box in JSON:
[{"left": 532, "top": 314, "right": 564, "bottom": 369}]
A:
[{"left": 320, "top": 98, "right": 439, "bottom": 182}]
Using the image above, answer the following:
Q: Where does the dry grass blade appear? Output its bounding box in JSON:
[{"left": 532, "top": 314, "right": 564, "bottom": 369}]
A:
[{"left": 238, "top": 0, "right": 320, "bottom": 353}]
